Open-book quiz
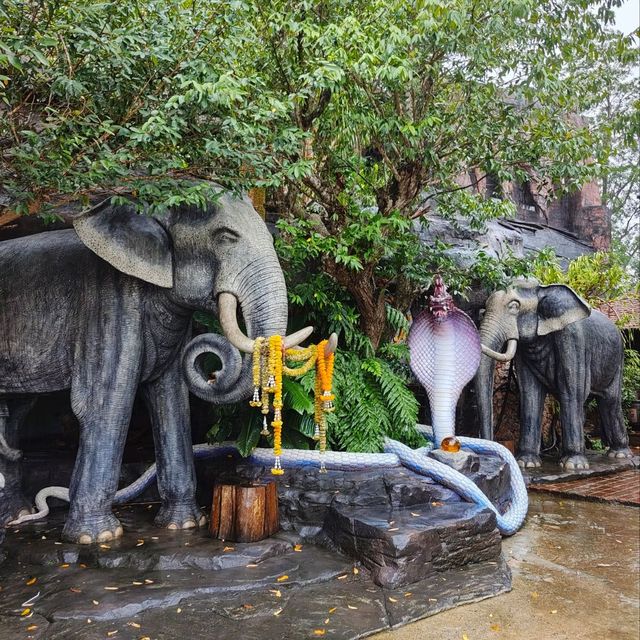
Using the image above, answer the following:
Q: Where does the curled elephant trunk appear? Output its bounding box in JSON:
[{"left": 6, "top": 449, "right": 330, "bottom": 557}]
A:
[
  {"left": 474, "top": 318, "right": 516, "bottom": 440},
  {"left": 182, "top": 262, "right": 300, "bottom": 404}
]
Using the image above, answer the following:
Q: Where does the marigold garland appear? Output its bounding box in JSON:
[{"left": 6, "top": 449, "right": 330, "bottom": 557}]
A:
[{"left": 249, "top": 336, "right": 336, "bottom": 474}]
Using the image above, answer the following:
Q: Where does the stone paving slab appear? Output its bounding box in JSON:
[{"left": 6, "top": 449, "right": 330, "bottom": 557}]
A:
[{"left": 529, "top": 469, "right": 640, "bottom": 506}]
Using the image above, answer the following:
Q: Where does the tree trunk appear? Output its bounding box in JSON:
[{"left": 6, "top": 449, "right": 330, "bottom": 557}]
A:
[
  {"left": 210, "top": 482, "right": 279, "bottom": 543},
  {"left": 323, "top": 259, "right": 387, "bottom": 350}
]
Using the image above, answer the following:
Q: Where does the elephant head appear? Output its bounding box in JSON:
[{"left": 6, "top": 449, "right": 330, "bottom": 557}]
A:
[
  {"left": 475, "top": 278, "right": 590, "bottom": 439},
  {"left": 73, "top": 186, "right": 311, "bottom": 404}
]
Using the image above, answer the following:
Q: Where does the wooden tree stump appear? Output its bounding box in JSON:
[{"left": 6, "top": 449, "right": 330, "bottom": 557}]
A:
[{"left": 209, "top": 481, "right": 279, "bottom": 543}]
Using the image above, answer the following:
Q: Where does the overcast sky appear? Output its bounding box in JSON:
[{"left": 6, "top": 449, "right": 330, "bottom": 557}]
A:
[{"left": 614, "top": 0, "right": 639, "bottom": 34}]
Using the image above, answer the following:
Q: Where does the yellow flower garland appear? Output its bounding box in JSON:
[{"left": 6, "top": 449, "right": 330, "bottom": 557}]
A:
[
  {"left": 249, "top": 336, "right": 336, "bottom": 474},
  {"left": 269, "top": 334, "right": 284, "bottom": 475}
]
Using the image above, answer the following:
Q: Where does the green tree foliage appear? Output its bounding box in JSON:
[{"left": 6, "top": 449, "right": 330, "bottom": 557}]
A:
[
  {"left": 2, "top": 0, "right": 637, "bottom": 343},
  {"left": 534, "top": 250, "right": 637, "bottom": 306}
]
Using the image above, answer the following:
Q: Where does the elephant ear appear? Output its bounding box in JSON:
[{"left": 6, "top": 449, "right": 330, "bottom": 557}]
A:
[
  {"left": 536, "top": 284, "right": 591, "bottom": 336},
  {"left": 73, "top": 200, "right": 173, "bottom": 288}
]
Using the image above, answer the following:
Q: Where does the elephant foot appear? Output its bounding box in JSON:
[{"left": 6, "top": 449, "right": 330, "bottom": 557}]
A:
[
  {"left": 155, "top": 502, "right": 207, "bottom": 530},
  {"left": 606, "top": 447, "right": 633, "bottom": 459},
  {"left": 517, "top": 453, "right": 542, "bottom": 469},
  {"left": 62, "top": 512, "right": 124, "bottom": 545},
  {"left": 0, "top": 491, "right": 34, "bottom": 525},
  {"left": 560, "top": 454, "right": 589, "bottom": 470}
]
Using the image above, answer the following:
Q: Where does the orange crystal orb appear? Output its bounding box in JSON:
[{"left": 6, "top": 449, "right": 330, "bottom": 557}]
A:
[{"left": 440, "top": 436, "right": 461, "bottom": 452}]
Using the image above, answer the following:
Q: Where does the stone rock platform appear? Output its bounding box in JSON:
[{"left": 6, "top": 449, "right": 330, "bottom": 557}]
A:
[{"left": 0, "top": 455, "right": 514, "bottom": 639}]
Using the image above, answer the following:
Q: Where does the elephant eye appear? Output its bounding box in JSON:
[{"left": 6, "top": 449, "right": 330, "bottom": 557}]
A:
[
  {"left": 508, "top": 300, "right": 520, "bottom": 313},
  {"left": 214, "top": 227, "right": 240, "bottom": 245}
]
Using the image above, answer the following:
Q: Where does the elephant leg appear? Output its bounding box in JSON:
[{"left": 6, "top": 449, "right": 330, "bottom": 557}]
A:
[
  {"left": 558, "top": 394, "right": 589, "bottom": 469},
  {"left": 598, "top": 389, "right": 632, "bottom": 459},
  {"left": 65, "top": 341, "right": 142, "bottom": 544},
  {"left": 0, "top": 398, "right": 36, "bottom": 524},
  {"left": 143, "top": 360, "right": 205, "bottom": 530},
  {"left": 516, "top": 363, "right": 546, "bottom": 468}
]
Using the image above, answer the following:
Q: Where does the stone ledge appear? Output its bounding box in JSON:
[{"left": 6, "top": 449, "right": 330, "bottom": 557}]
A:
[{"left": 325, "top": 502, "right": 501, "bottom": 588}]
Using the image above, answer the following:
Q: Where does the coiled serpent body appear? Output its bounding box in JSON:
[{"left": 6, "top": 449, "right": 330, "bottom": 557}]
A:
[{"left": 10, "top": 427, "right": 527, "bottom": 536}]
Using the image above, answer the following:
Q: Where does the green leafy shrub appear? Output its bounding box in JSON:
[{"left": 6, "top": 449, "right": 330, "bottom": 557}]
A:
[{"left": 534, "top": 251, "right": 636, "bottom": 306}]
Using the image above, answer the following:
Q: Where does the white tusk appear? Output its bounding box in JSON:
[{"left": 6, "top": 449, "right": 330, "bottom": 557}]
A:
[
  {"left": 481, "top": 339, "right": 517, "bottom": 362},
  {"left": 218, "top": 292, "right": 255, "bottom": 353},
  {"left": 218, "top": 292, "right": 316, "bottom": 353},
  {"left": 325, "top": 332, "right": 338, "bottom": 355},
  {"left": 283, "top": 326, "right": 314, "bottom": 348}
]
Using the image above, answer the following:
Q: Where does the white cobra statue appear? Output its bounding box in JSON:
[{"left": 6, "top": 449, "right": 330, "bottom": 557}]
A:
[{"left": 10, "top": 278, "right": 528, "bottom": 535}]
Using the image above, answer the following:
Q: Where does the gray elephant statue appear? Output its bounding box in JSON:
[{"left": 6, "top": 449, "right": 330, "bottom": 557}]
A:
[
  {"left": 475, "top": 278, "right": 632, "bottom": 470},
  {"left": 0, "top": 187, "right": 310, "bottom": 543}
]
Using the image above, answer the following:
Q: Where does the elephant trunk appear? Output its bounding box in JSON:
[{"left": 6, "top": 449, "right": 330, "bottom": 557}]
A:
[
  {"left": 474, "top": 317, "right": 511, "bottom": 440},
  {"left": 183, "top": 264, "right": 289, "bottom": 405},
  {"left": 0, "top": 404, "right": 21, "bottom": 461}
]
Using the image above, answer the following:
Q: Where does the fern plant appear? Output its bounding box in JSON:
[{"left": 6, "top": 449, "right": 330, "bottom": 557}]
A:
[{"left": 328, "top": 351, "right": 425, "bottom": 453}]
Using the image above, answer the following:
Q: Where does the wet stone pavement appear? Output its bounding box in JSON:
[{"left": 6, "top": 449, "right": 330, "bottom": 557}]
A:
[{"left": 0, "top": 503, "right": 510, "bottom": 639}]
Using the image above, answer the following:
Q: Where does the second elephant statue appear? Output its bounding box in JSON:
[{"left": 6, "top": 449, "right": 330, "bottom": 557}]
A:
[
  {"left": 475, "top": 278, "right": 632, "bottom": 469},
  {"left": 0, "top": 186, "right": 311, "bottom": 543}
]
